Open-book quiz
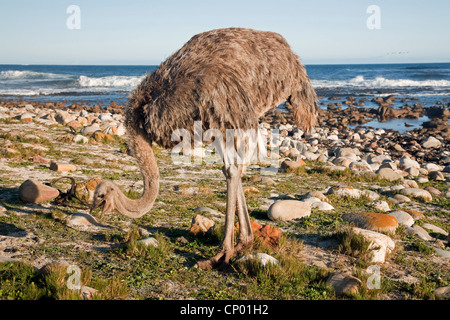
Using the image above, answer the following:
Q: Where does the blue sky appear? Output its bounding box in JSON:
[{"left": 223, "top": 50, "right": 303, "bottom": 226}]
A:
[{"left": 0, "top": 0, "right": 449, "bottom": 65}]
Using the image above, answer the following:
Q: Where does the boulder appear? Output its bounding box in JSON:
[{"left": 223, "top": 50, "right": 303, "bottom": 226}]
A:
[
  {"left": 387, "top": 210, "right": 414, "bottom": 227},
  {"left": 377, "top": 168, "right": 403, "bottom": 181},
  {"left": 267, "top": 200, "right": 311, "bottom": 222},
  {"left": 19, "top": 179, "right": 59, "bottom": 203},
  {"left": 352, "top": 227, "right": 396, "bottom": 263},
  {"left": 421, "top": 136, "right": 441, "bottom": 149},
  {"left": 343, "top": 212, "right": 398, "bottom": 233},
  {"left": 399, "top": 188, "right": 433, "bottom": 202}
]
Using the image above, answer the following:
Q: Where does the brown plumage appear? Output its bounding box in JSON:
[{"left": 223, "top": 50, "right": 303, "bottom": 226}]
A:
[
  {"left": 92, "top": 27, "right": 319, "bottom": 270},
  {"left": 126, "top": 27, "right": 319, "bottom": 149}
]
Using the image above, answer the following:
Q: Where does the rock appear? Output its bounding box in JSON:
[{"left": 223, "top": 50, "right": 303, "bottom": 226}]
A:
[
  {"left": 361, "top": 190, "right": 380, "bottom": 201},
  {"left": 433, "top": 248, "right": 450, "bottom": 259},
  {"left": 421, "top": 136, "right": 441, "bottom": 149},
  {"left": 349, "top": 161, "right": 372, "bottom": 172},
  {"left": 49, "top": 162, "right": 77, "bottom": 172},
  {"left": 399, "top": 157, "right": 420, "bottom": 170},
  {"left": 343, "top": 212, "right": 398, "bottom": 233},
  {"left": 81, "top": 123, "right": 101, "bottom": 135},
  {"left": 429, "top": 171, "right": 445, "bottom": 181},
  {"left": 302, "top": 196, "right": 321, "bottom": 205},
  {"left": 193, "top": 206, "right": 223, "bottom": 217},
  {"left": 19, "top": 179, "right": 60, "bottom": 203},
  {"left": 387, "top": 210, "right": 414, "bottom": 227},
  {"left": 424, "top": 186, "right": 441, "bottom": 196},
  {"left": 326, "top": 272, "right": 362, "bottom": 295},
  {"left": 399, "top": 188, "right": 432, "bottom": 202},
  {"left": 434, "top": 286, "right": 450, "bottom": 299},
  {"left": 257, "top": 224, "right": 282, "bottom": 249},
  {"left": 138, "top": 237, "right": 159, "bottom": 247},
  {"left": 235, "top": 253, "right": 280, "bottom": 268},
  {"left": 68, "top": 213, "right": 98, "bottom": 227},
  {"left": 304, "top": 190, "right": 329, "bottom": 203},
  {"left": 393, "top": 194, "right": 411, "bottom": 203},
  {"left": 73, "top": 135, "right": 89, "bottom": 144},
  {"left": 311, "top": 201, "right": 335, "bottom": 211},
  {"left": 377, "top": 168, "right": 403, "bottom": 181},
  {"left": 189, "top": 215, "right": 215, "bottom": 236},
  {"left": 67, "top": 120, "right": 82, "bottom": 130},
  {"left": 333, "top": 157, "right": 353, "bottom": 168},
  {"left": 404, "top": 167, "right": 420, "bottom": 177},
  {"left": 421, "top": 223, "right": 448, "bottom": 236},
  {"left": 423, "top": 163, "right": 441, "bottom": 171},
  {"left": 55, "top": 111, "right": 74, "bottom": 124},
  {"left": 416, "top": 176, "right": 429, "bottom": 183},
  {"left": 80, "top": 286, "right": 99, "bottom": 300},
  {"left": 352, "top": 227, "right": 396, "bottom": 263},
  {"left": 280, "top": 160, "right": 301, "bottom": 172},
  {"left": 405, "top": 225, "right": 433, "bottom": 241},
  {"left": 327, "top": 186, "right": 362, "bottom": 199},
  {"left": 403, "top": 179, "right": 419, "bottom": 189},
  {"left": 404, "top": 209, "right": 425, "bottom": 220},
  {"left": 371, "top": 200, "right": 390, "bottom": 212},
  {"left": 267, "top": 200, "right": 311, "bottom": 222}
]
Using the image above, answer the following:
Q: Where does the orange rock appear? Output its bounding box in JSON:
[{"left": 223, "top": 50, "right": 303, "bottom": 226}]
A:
[
  {"left": 296, "top": 158, "right": 307, "bottom": 166},
  {"left": 67, "top": 120, "right": 82, "bottom": 130},
  {"left": 21, "top": 118, "right": 33, "bottom": 123},
  {"left": 235, "top": 221, "right": 282, "bottom": 249},
  {"left": 403, "top": 209, "right": 424, "bottom": 220},
  {"left": 189, "top": 215, "right": 215, "bottom": 236},
  {"left": 344, "top": 212, "right": 398, "bottom": 233},
  {"left": 49, "top": 162, "right": 77, "bottom": 172},
  {"left": 243, "top": 186, "right": 259, "bottom": 194}
]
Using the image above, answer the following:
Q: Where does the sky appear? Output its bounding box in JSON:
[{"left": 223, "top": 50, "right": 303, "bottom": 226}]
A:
[{"left": 0, "top": 0, "right": 449, "bottom": 65}]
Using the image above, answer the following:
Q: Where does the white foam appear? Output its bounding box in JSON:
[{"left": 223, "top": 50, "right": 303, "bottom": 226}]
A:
[
  {"left": 78, "top": 75, "right": 144, "bottom": 88},
  {"left": 312, "top": 76, "right": 450, "bottom": 88},
  {"left": 0, "top": 70, "right": 72, "bottom": 80}
]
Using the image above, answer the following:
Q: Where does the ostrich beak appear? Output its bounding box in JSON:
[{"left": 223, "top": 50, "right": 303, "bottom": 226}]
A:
[{"left": 90, "top": 199, "right": 104, "bottom": 215}]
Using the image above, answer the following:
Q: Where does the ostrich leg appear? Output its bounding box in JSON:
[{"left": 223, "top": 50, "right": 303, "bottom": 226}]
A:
[
  {"left": 196, "top": 163, "right": 240, "bottom": 270},
  {"left": 234, "top": 165, "right": 253, "bottom": 254}
]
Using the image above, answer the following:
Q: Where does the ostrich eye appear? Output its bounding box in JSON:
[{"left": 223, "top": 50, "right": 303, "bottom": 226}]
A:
[{"left": 98, "top": 194, "right": 104, "bottom": 199}]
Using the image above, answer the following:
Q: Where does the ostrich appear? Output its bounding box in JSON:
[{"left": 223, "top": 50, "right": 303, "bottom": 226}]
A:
[{"left": 91, "top": 28, "right": 319, "bottom": 269}]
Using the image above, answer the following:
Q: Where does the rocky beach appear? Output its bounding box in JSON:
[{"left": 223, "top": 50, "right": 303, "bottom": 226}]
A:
[{"left": 0, "top": 96, "right": 449, "bottom": 300}]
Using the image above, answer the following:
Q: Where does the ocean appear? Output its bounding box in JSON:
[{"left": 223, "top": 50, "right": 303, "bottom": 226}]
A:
[{"left": 1, "top": 63, "right": 449, "bottom": 132}]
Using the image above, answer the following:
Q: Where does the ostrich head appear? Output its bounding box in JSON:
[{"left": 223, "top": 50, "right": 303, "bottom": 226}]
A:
[{"left": 90, "top": 180, "right": 119, "bottom": 216}]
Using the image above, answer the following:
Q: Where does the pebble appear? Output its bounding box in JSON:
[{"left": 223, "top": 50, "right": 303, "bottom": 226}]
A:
[
  {"left": 138, "top": 237, "right": 159, "bottom": 247},
  {"left": 421, "top": 136, "right": 441, "bottom": 149},
  {"left": 371, "top": 200, "right": 390, "bottom": 212},
  {"left": 189, "top": 214, "right": 215, "bottom": 236},
  {"left": 50, "top": 162, "right": 77, "bottom": 172},
  {"left": 326, "top": 186, "right": 361, "bottom": 199},
  {"left": 235, "top": 253, "right": 280, "bottom": 268},
  {"left": 19, "top": 179, "right": 60, "bottom": 203},
  {"left": 326, "top": 272, "right": 362, "bottom": 295},
  {"left": 268, "top": 200, "right": 311, "bottom": 221},
  {"left": 68, "top": 212, "right": 98, "bottom": 227}
]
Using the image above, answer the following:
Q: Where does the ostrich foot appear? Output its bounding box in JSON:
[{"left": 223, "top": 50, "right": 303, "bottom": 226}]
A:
[{"left": 195, "top": 249, "right": 235, "bottom": 270}]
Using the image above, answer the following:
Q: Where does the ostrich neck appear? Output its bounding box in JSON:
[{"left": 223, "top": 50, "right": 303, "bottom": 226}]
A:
[{"left": 115, "top": 130, "right": 159, "bottom": 218}]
